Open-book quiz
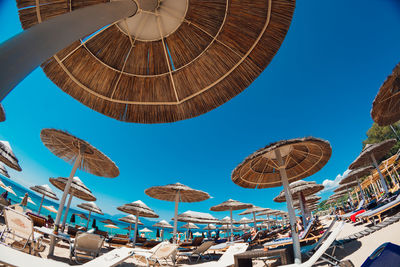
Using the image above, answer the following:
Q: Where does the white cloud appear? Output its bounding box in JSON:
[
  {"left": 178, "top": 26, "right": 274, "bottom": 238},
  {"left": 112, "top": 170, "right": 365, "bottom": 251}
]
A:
[{"left": 320, "top": 169, "right": 351, "bottom": 193}]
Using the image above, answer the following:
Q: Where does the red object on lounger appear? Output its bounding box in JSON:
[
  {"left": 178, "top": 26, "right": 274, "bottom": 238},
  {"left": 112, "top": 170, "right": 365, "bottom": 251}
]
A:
[{"left": 351, "top": 209, "right": 365, "bottom": 222}]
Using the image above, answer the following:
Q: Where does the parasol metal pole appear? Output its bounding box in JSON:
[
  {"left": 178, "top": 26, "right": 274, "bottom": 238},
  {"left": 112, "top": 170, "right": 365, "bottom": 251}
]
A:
[
  {"left": 133, "top": 213, "right": 139, "bottom": 247},
  {"left": 253, "top": 212, "right": 257, "bottom": 231},
  {"left": 275, "top": 148, "right": 301, "bottom": 264},
  {"left": 49, "top": 154, "right": 82, "bottom": 256},
  {"left": 86, "top": 211, "right": 92, "bottom": 229},
  {"left": 61, "top": 194, "right": 73, "bottom": 232},
  {"left": 230, "top": 208, "right": 233, "bottom": 242},
  {"left": 390, "top": 125, "right": 400, "bottom": 141},
  {"left": 173, "top": 192, "right": 180, "bottom": 244},
  {"left": 298, "top": 192, "right": 307, "bottom": 227},
  {"left": 129, "top": 224, "right": 132, "bottom": 239},
  {"left": 371, "top": 154, "right": 389, "bottom": 193},
  {"left": 37, "top": 194, "right": 45, "bottom": 215},
  {"left": 357, "top": 179, "right": 366, "bottom": 202},
  {"left": 0, "top": 0, "right": 138, "bottom": 101},
  {"left": 161, "top": 227, "right": 164, "bottom": 241}
]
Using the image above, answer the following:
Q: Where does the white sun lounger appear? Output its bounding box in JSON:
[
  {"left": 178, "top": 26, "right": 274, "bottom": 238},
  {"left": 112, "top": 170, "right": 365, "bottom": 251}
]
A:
[
  {"left": 0, "top": 243, "right": 134, "bottom": 267},
  {"left": 338, "top": 200, "right": 365, "bottom": 219},
  {"left": 181, "top": 243, "right": 249, "bottom": 267},
  {"left": 357, "top": 194, "right": 400, "bottom": 223}
]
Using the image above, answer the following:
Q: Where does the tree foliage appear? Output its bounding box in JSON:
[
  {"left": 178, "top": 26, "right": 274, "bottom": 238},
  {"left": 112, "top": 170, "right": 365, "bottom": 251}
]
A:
[{"left": 362, "top": 122, "right": 400, "bottom": 160}]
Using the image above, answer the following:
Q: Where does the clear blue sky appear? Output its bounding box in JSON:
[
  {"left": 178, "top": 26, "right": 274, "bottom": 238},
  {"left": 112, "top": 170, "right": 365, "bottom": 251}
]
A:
[{"left": 1, "top": 0, "right": 400, "bottom": 222}]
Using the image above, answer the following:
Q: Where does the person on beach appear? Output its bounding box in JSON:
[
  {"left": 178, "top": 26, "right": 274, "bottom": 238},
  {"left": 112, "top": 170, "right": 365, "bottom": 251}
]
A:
[{"left": 47, "top": 214, "right": 54, "bottom": 227}]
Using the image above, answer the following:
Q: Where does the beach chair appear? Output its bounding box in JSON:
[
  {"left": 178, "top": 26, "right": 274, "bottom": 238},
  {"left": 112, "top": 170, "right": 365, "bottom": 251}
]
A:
[
  {"left": 26, "top": 212, "right": 47, "bottom": 227},
  {"left": 0, "top": 207, "right": 44, "bottom": 254},
  {"left": 181, "top": 242, "right": 249, "bottom": 267},
  {"left": 339, "top": 200, "right": 365, "bottom": 220},
  {"left": 69, "top": 231, "right": 105, "bottom": 264},
  {"left": 107, "top": 235, "right": 130, "bottom": 247},
  {"left": 358, "top": 194, "right": 400, "bottom": 224},
  {"left": 135, "top": 243, "right": 178, "bottom": 266},
  {"left": 180, "top": 236, "right": 204, "bottom": 248},
  {"left": 177, "top": 241, "right": 215, "bottom": 263}
]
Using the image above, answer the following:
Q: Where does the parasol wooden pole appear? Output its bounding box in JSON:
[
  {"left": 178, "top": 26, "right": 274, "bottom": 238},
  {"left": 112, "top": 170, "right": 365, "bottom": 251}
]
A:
[
  {"left": 275, "top": 148, "right": 301, "bottom": 264},
  {"left": 252, "top": 212, "right": 257, "bottom": 230},
  {"left": 49, "top": 154, "right": 82, "bottom": 256},
  {"left": 298, "top": 192, "right": 308, "bottom": 227},
  {"left": 357, "top": 179, "right": 366, "bottom": 202},
  {"left": 86, "top": 211, "right": 92, "bottom": 229},
  {"left": 61, "top": 194, "right": 73, "bottom": 231},
  {"left": 133, "top": 213, "right": 139, "bottom": 247},
  {"left": 0, "top": 0, "right": 137, "bottom": 101},
  {"left": 230, "top": 208, "right": 234, "bottom": 241},
  {"left": 173, "top": 191, "right": 180, "bottom": 244},
  {"left": 37, "top": 194, "right": 45, "bottom": 215},
  {"left": 371, "top": 154, "right": 389, "bottom": 193}
]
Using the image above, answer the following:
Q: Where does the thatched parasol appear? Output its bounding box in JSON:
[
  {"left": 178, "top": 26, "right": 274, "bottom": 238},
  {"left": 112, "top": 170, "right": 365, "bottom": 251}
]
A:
[
  {"left": 14, "top": 0, "right": 296, "bottom": 124},
  {"left": 210, "top": 199, "right": 252, "bottom": 241},
  {"left": 117, "top": 200, "right": 158, "bottom": 246},
  {"left": 152, "top": 220, "right": 172, "bottom": 241},
  {"left": 273, "top": 180, "right": 324, "bottom": 226},
  {"left": 237, "top": 224, "right": 251, "bottom": 231},
  {"left": 173, "top": 210, "right": 218, "bottom": 224},
  {"left": 0, "top": 164, "right": 10, "bottom": 179},
  {"left": 232, "top": 137, "right": 332, "bottom": 263},
  {"left": 0, "top": 182, "right": 16, "bottom": 196},
  {"left": 0, "top": 104, "right": 5, "bottom": 122},
  {"left": 340, "top": 166, "right": 374, "bottom": 202},
  {"left": 239, "top": 206, "right": 269, "bottom": 230},
  {"left": 30, "top": 184, "right": 59, "bottom": 215},
  {"left": 119, "top": 215, "right": 143, "bottom": 238},
  {"left": 50, "top": 176, "right": 96, "bottom": 231},
  {"left": 371, "top": 63, "right": 400, "bottom": 126},
  {"left": 203, "top": 224, "right": 216, "bottom": 230},
  {"left": 145, "top": 182, "right": 209, "bottom": 243},
  {"left": 349, "top": 139, "right": 397, "bottom": 193},
  {"left": 0, "top": 141, "right": 22, "bottom": 171},
  {"left": 182, "top": 222, "right": 199, "bottom": 230},
  {"left": 41, "top": 128, "right": 118, "bottom": 255},
  {"left": 101, "top": 219, "right": 116, "bottom": 225},
  {"left": 77, "top": 201, "right": 103, "bottom": 229},
  {"left": 293, "top": 195, "right": 321, "bottom": 207},
  {"left": 43, "top": 205, "right": 58, "bottom": 214}
]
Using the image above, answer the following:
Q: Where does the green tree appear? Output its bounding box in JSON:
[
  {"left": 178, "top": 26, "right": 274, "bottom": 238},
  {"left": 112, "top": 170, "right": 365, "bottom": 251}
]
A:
[{"left": 362, "top": 122, "right": 400, "bottom": 160}]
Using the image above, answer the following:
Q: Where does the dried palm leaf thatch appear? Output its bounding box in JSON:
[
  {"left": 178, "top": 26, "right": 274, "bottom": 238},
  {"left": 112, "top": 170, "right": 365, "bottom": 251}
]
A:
[
  {"left": 232, "top": 137, "right": 332, "bottom": 189},
  {"left": 117, "top": 200, "right": 159, "bottom": 218},
  {"left": 16, "top": 0, "right": 295, "bottom": 123},
  {"left": 119, "top": 215, "right": 143, "bottom": 225},
  {"left": 30, "top": 184, "right": 59, "bottom": 200},
  {"left": 339, "top": 166, "right": 374, "bottom": 185},
  {"left": 292, "top": 195, "right": 320, "bottom": 207},
  {"left": 181, "top": 222, "right": 199, "bottom": 229},
  {"left": 40, "top": 128, "right": 119, "bottom": 178},
  {"left": 371, "top": 63, "right": 400, "bottom": 126},
  {"left": 239, "top": 206, "right": 269, "bottom": 215},
  {"left": 0, "top": 104, "right": 5, "bottom": 122},
  {"left": 349, "top": 139, "right": 397, "bottom": 170},
  {"left": 210, "top": 199, "right": 252, "bottom": 212},
  {"left": 145, "top": 182, "right": 210, "bottom": 203},
  {"left": 49, "top": 176, "right": 96, "bottom": 201},
  {"left": 77, "top": 201, "right": 103, "bottom": 214},
  {"left": 0, "top": 141, "right": 22, "bottom": 171},
  {"left": 101, "top": 219, "right": 115, "bottom": 225},
  {"left": 0, "top": 164, "right": 10, "bottom": 178},
  {"left": 153, "top": 220, "right": 173, "bottom": 229},
  {"left": 217, "top": 216, "right": 238, "bottom": 225},
  {"left": 273, "top": 181, "right": 324, "bottom": 202},
  {"left": 334, "top": 181, "right": 358, "bottom": 193},
  {"left": 173, "top": 210, "right": 218, "bottom": 224}
]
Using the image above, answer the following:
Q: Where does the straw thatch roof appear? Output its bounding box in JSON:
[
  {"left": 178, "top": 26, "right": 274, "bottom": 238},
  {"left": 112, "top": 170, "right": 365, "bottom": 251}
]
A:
[
  {"left": 173, "top": 210, "right": 218, "bottom": 224},
  {"left": 76, "top": 213, "right": 89, "bottom": 220},
  {"left": 153, "top": 220, "right": 173, "bottom": 229},
  {"left": 77, "top": 201, "right": 103, "bottom": 215},
  {"left": 339, "top": 166, "right": 374, "bottom": 185},
  {"left": 210, "top": 199, "right": 252, "bottom": 212},
  {"left": 333, "top": 181, "right": 358, "bottom": 193},
  {"left": 16, "top": 0, "right": 295, "bottom": 123},
  {"left": 217, "top": 216, "right": 238, "bottom": 225},
  {"left": 293, "top": 195, "right": 321, "bottom": 207},
  {"left": 239, "top": 206, "right": 269, "bottom": 216},
  {"left": 101, "top": 219, "right": 116, "bottom": 225},
  {"left": 0, "top": 141, "right": 22, "bottom": 171},
  {"left": 232, "top": 137, "right": 332, "bottom": 189},
  {"left": 50, "top": 176, "right": 96, "bottom": 201},
  {"left": 43, "top": 205, "right": 57, "bottom": 213},
  {"left": 181, "top": 222, "right": 199, "bottom": 229},
  {"left": 273, "top": 181, "right": 324, "bottom": 202},
  {"left": 237, "top": 224, "right": 251, "bottom": 231},
  {"left": 349, "top": 139, "right": 397, "bottom": 170},
  {"left": 203, "top": 224, "right": 216, "bottom": 230},
  {"left": 30, "top": 184, "right": 59, "bottom": 200},
  {"left": 139, "top": 228, "right": 152, "bottom": 233},
  {"left": 119, "top": 215, "right": 143, "bottom": 225},
  {"left": 237, "top": 217, "right": 252, "bottom": 224},
  {"left": 117, "top": 200, "right": 159, "bottom": 218},
  {"left": 256, "top": 209, "right": 282, "bottom": 216},
  {"left": 0, "top": 164, "right": 10, "bottom": 178},
  {"left": 0, "top": 104, "right": 5, "bottom": 122},
  {"left": 145, "top": 182, "right": 210, "bottom": 202},
  {"left": 105, "top": 224, "right": 119, "bottom": 229},
  {"left": 40, "top": 129, "right": 119, "bottom": 178},
  {"left": 371, "top": 63, "right": 400, "bottom": 126}
]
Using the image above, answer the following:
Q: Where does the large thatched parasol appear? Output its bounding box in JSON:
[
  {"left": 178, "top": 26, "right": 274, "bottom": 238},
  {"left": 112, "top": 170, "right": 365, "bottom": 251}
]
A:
[
  {"left": 101, "top": 219, "right": 116, "bottom": 225},
  {"left": 349, "top": 139, "right": 397, "bottom": 193},
  {"left": 210, "top": 199, "right": 252, "bottom": 241},
  {"left": 0, "top": 164, "right": 10, "bottom": 178},
  {"left": 41, "top": 128, "right": 118, "bottom": 255},
  {"left": 371, "top": 63, "right": 400, "bottom": 126},
  {"left": 119, "top": 215, "right": 143, "bottom": 238},
  {"left": 77, "top": 201, "right": 103, "bottom": 229},
  {"left": 231, "top": 137, "right": 332, "bottom": 263},
  {"left": 117, "top": 200, "right": 158, "bottom": 246},
  {"left": 30, "top": 184, "right": 59, "bottom": 215},
  {"left": 50, "top": 176, "right": 96, "bottom": 231},
  {"left": 0, "top": 104, "right": 5, "bottom": 122},
  {"left": 273, "top": 180, "right": 323, "bottom": 226},
  {"left": 239, "top": 206, "right": 269, "bottom": 230},
  {"left": 145, "top": 182, "right": 209, "bottom": 243},
  {"left": 152, "top": 220, "right": 172, "bottom": 241},
  {"left": 173, "top": 210, "right": 218, "bottom": 224},
  {"left": 12, "top": 0, "right": 296, "bottom": 124},
  {"left": 340, "top": 166, "right": 374, "bottom": 202},
  {"left": 0, "top": 141, "right": 22, "bottom": 171}
]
